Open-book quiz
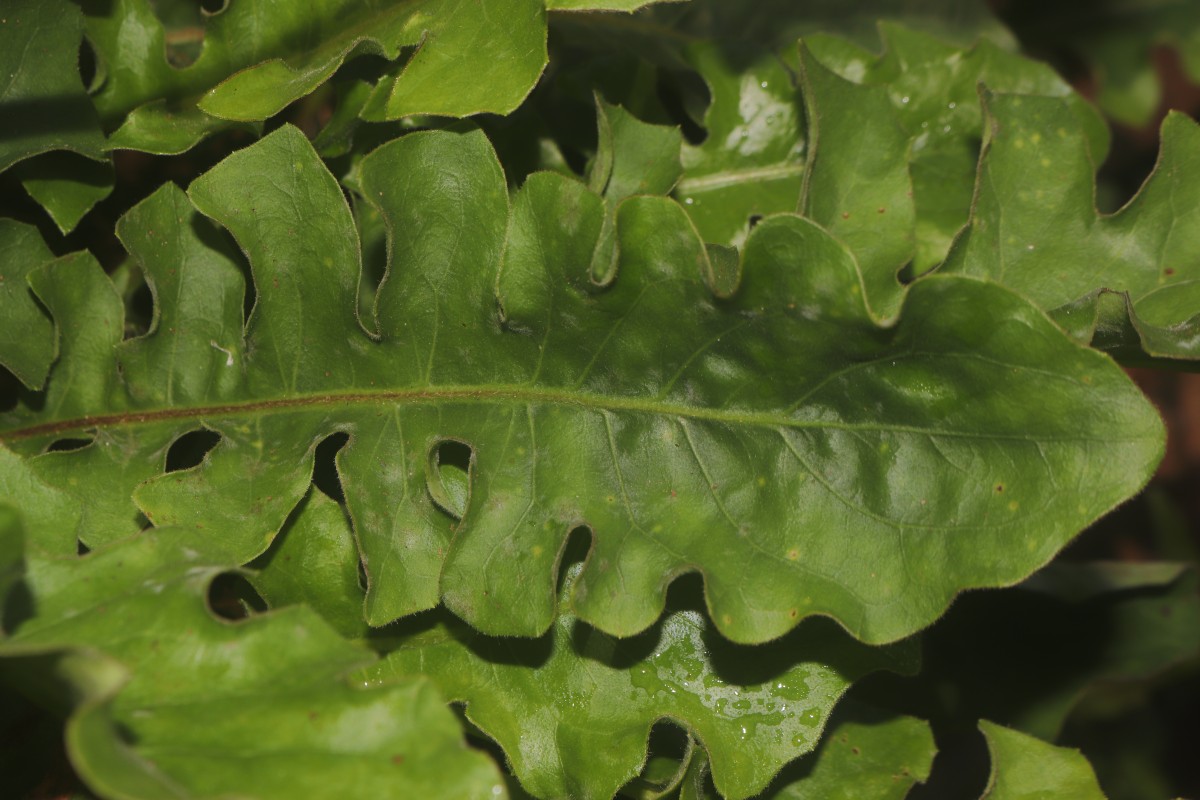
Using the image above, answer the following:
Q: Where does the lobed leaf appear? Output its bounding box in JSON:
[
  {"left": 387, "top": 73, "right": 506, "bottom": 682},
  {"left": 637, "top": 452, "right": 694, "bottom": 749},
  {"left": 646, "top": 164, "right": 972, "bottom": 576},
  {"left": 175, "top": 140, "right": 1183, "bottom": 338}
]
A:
[
  {"left": 679, "top": 703, "right": 936, "bottom": 799},
  {"left": 942, "top": 92, "right": 1200, "bottom": 359},
  {"left": 0, "top": 219, "right": 57, "bottom": 389},
  {"left": 675, "top": 44, "right": 805, "bottom": 249},
  {"left": 0, "top": 0, "right": 107, "bottom": 172},
  {"left": 360, "top": 568, "right": 917, "bottom": 800},
  {"left": 803, "top": 23, "right": 1107, "bottom": 275},
  {"left": 979, "top": 721, "right": 1107, "bottom": 799},
  {"left": 0, "top": 123, "right": 1164, "bottom": 648},
  {"left": 0, "top": 529, "right": 507, "bottom": 799}
]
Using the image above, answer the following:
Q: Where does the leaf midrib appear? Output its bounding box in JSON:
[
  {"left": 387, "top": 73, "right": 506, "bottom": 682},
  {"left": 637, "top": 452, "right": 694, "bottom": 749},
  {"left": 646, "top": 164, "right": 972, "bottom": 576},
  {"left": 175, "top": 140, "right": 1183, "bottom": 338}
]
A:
[{"left": 0, "top": 383, "right": 1149, "bottom": 443}]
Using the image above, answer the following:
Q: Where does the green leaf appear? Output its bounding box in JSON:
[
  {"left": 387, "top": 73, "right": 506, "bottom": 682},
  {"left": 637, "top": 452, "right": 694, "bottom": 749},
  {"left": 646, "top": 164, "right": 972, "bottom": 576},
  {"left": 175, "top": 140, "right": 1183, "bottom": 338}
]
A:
[
  {"left": 942, "top": 92, "right": 1200, "bottom": 359},
  {"left": 979, "top": 721, "right": 1107, "bottom": 799},
  {"left": 764, "top": 706, "right": 935, "bottom": 799},
  {"left": 804, "top": 23, "right": 1108, "bottom": 274},
  {"left": 0, "top": 504, "right": 22, "bottom": 637},
  {"left": 82, "top": 0, "right": 553, "bottom": 154},
  {"left": 361, "top": 569, "right": 916, "bottom": 800},
  {"left": 548, "top": 0, "right": 679, "bottom": 10},
  {"left": 0, "top": 0, "right": 107, "bottom": 173},
  {"left": 588, "top": 96, "right": 683, "bottom": 280},
  {"left": 798, "top": 42, "right": 913, "bottom": 322},
  {"left": 0, "top": 443, "right": 80, "bottom": 556},
  {"left": 0, "top": 219, "right": 57, "bottom": 389},
  {"left": 0, "top": 123, "right": 1164, "bottom": 647},
  {"left": 1, "top": 530, "right": 507, "bottom": 799},
  {"left": 675, "top": 44, "right": 806, "bottom": 248},
  {"left": 913, "top": 562, "right": 1200, "bottom": 741},
  {"left": 250, "top": 489, "right": 373, "bottom": 640},
  {"left": 14, "top": 153, "right": 114, "bottom": 236},
  {"left": 675, "top": 704, "right": 935, "bottom": 800}
]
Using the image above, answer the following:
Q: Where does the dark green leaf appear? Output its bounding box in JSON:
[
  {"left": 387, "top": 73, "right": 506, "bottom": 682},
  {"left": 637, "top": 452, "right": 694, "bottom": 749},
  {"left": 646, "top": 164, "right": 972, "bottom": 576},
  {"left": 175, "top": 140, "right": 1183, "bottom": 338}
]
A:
[
  {"left": 0, "top": 0, "right": 106, "bottom": 172},
  {"left": 912, "top": 562, "right": 1200, "bottom": 741},
  {"left": 0, "top": 219, "right": 57, "bottom": 389}
]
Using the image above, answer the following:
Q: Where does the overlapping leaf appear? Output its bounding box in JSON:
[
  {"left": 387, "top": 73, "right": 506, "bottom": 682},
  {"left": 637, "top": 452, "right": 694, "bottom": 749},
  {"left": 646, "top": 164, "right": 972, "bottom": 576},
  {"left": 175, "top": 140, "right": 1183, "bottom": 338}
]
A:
[
  {"left": 802, "top": 23, "right": 1107, "bottom": 275},
  {"left": 0, "top": 529, "right": 506, "bottom": 799},
  {"left": 0, "top": 0, "right": 107, "bottom": 172},
  {"left": 979, "top": 721, "right": 1107, "bottom": 799},
  {"left": 361, "top": 567, "right": 915, "bottom": 800},
  {"left": 0, "top": 122, "right": 1163, "bottom": 648},
  {"left": 942, "top": 92, "right": 1200, "bottom": 359},
  {"left": 677, "top": 703, "right": 935, "bottom": 799},
  {"left": 675, "top": 44, "right": 805, "bottom": 249}
]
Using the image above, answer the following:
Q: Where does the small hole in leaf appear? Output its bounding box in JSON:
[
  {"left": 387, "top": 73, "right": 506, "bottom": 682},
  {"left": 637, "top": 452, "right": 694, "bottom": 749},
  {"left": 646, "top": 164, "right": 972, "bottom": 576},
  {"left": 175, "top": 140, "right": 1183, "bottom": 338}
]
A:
[
  {"left": 207, "top": 572, "right": 267, "bottom": 621},
  {"left": 556, "top": 526, "right": 594, "bottom": 594},
  {"left": 618, "top": 722, "right": 692, "bottom": 797},
  {"left": 0, "top": 365, "right": 21, "bottom": 413},
  {"left": 428, "top": 440, "right": 473, "bottom": 520},
  {"left": 313, "top": 432, "right": 350, "bottom": 503},
  {"left": 77, "top": 540, "right": 91, "bottom": 556},
  {"left": 78, "top": 36, "right": 98, "bottom": 91},
  {"left": 748, "top": 214, "right": 764, "bottom": 229},
  {"left": 200, "top": 0, "right": 227, "bottom": 13},
  {"left": 165, "top": 429, "right": 221, "bottom": 472},
  {"left": 124, "top": 280, "right": 154, "bottom": 339},
  {"left": 46, "top": 438, "right": 93, "bottom": 453}
]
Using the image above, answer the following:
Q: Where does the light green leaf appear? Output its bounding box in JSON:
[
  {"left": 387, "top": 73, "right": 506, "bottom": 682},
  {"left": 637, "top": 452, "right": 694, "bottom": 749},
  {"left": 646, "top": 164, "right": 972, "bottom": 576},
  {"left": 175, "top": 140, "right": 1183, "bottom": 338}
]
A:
[
  {"left": 676, "top": 44, "right": 806, "bottom": 248},
  {"left": 250, "top": 489, "right": 373, "bottom": 640},
  {"left": 675, "top": 704, "right": 935, "bottom": 800},
  {"left": 979, "top": 721, "right": 1107, "bottom": 799},
  {"left": 2, "top": 530, "right": 507, "bottom": 799},
  {"left": 588, "top": 97, "right": 683, "bottom": 280},
  {"left": 361, "top": 569, "right": 916, "bottom": 800},
  {"left": 0, "top": 443, "right": 80, "bottom": 556},
  {"left": 798, "top": 42, "right": 913, "bottom": 322},
  {"left": 0, "top": 219, "right": 57, "bottom": 389},
  {"left": 0, "top": 124, "right": 1163, "bottom": 647},
  {"left": 941, "top": 92, "right": 1200, "bottom": 359},
  {"left": 804, "top": 23, "right": 1108, "bottom": 273},
  {"left": 14, "top": 153, "right": 114, "bottom": 236},
  {"left": 0, "top": 0, "right": 106, "bottom": 172},
  {"left": 83, "top": 0, "right": 555, "bottom": 154}
]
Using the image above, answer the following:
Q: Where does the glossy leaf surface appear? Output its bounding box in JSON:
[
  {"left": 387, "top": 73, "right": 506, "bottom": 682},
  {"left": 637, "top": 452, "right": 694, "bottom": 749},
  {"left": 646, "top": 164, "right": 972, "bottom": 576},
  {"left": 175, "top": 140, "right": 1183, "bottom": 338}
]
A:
[
  {"left": 361, "top": 569, "right": 916, "bottom": 799},
  {"left": 0, "top": 530, "right": 506, "bottom": 799},
  {"left": 0, "top": 123, "right": 1163, "bottom": 648}
]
